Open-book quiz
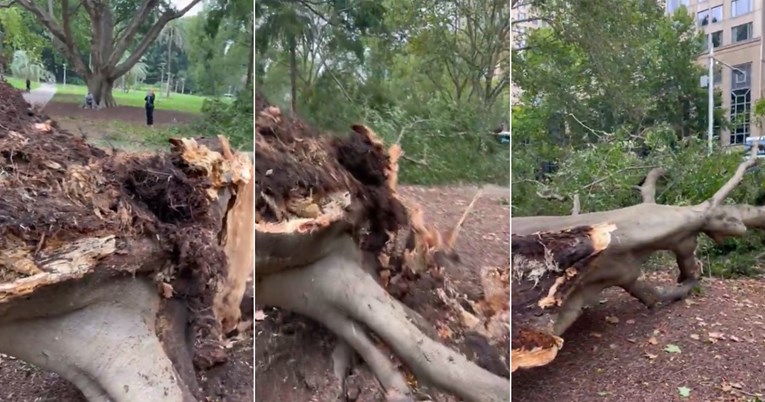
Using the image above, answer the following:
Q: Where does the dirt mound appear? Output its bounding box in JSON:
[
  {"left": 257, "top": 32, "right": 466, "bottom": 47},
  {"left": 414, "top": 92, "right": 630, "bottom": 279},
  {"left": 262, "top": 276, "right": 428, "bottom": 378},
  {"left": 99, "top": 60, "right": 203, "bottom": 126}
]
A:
[
  {"left": 0, "top": 79, "right": 250, "bottom": 370},
  {"left": 0, "top": 79, "right": 38, "bottom": 133}
]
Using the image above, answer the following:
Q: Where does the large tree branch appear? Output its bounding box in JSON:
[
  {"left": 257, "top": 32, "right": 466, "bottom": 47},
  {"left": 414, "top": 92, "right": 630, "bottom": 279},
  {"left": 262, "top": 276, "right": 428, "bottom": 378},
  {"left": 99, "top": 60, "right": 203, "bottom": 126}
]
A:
[
  {"left": 15, "top": 0, "right": 89, "bottom": 75},
  {"left": 709, "top": 140, "right": 760, "bottom": 207},
  {"left": 106, "top": 0, "right": 159, "bottom": 67},
  {"left": 111, "top": 0, "right": 202, "bottom": 78}
]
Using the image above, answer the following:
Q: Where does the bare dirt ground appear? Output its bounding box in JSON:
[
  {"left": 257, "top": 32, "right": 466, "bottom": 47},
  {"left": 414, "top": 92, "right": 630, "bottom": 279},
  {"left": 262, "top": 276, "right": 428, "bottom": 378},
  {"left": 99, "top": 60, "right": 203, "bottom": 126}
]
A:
[
  {"left": 0, "top": 103, "right": 252, "bottom": 401},
  {"left": 513, "top": 272, "right": 765, "bottom": 402},
  {"left": 255, "top": 184, "right": 511, "bottom": 401},
  {"left": 44, "top": 101, "right": 197, "bottom": 126}
]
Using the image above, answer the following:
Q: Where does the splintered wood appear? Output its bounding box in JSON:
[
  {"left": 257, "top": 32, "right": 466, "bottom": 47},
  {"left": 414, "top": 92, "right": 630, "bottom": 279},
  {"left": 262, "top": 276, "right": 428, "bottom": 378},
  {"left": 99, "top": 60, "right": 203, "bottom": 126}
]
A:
[
  {"left": 0, "top": 79, "right": 253, "bottom": 369},
  {"left": 511, "top": 223, "right": 616, "bottom": 371}
]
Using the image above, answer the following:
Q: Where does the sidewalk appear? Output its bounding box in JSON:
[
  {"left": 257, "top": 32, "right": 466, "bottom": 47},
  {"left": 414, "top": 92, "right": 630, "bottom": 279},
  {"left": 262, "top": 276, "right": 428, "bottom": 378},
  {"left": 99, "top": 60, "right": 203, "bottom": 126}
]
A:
[{"left": 22, "top": 83, "right": 57, "bottom": 107}]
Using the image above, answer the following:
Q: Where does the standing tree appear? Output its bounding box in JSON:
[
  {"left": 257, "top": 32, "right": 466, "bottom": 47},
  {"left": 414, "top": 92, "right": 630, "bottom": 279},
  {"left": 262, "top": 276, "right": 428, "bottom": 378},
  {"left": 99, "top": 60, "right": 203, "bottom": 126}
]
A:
[
  {"left": 159, "top": 20, "right": 185, "bottom": 97},
  {"left": 119, "top": 52, "right": 148, "bottom": 93},
  {"left": 255, "top": 1, "right": 313, "bottom": 113},
  {"left": 206, "top": 0, "right": 253, "bottom": 89},
  {"left": 4, "top": 0, "right": 202, "bottom": 107}
]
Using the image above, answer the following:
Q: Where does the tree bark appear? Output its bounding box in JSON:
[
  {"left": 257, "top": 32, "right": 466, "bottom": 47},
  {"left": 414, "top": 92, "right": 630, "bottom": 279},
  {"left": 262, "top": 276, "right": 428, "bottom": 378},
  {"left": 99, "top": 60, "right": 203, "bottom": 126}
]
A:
[
  {"left": 88, "top": 75, "right": 116, "bottom": 107},
  {"left": 166, "top": 29, "right": 173, "bottom": 98}
]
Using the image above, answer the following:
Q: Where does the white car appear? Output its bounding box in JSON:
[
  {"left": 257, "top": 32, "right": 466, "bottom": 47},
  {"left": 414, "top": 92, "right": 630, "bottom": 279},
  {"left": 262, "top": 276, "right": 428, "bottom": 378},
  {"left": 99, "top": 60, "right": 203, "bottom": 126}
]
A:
[{"left": 743, "top": 136, "right": 765, "bottom": 158}]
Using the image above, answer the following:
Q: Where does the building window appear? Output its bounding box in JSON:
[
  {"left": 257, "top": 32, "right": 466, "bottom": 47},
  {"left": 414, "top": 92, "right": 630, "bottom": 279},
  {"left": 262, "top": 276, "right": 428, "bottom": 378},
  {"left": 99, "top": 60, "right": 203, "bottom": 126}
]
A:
[
  {"left": 698, "top": 9, "right": 710, "bottom": 26},
  {"left": 667, "top": 0, "right": 690, "bottom": 14},
  {"left": 730, "top": 62, "right": 752, "bottom": 145},
  {"left": 702, "top": 30, "right": 723, "bottom": 50},
  {"left": 731, "top": 22, "right": 753, "bottom": 43},
  {"left": 731, "top": 0, "right": 752, "bottom": 17},
  {"left": 711, "top": 5, "right": 723, "bottom": 23}
]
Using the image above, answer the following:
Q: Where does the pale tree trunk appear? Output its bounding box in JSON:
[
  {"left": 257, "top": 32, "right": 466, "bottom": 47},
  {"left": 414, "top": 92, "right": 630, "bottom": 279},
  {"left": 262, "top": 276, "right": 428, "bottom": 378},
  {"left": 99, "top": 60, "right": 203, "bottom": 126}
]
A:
[
  {"left": 246, "top": 15, "right": 253, "bottom": 89},
  {"left": 88, "top": 75, "right": 116, "bottom": 107},
  {"left": 246, "top": 38, "right": 254, "bottom": 89},
  {"left": 166, "top": 30, "right": 172, "bottom": 98},
  {"left": 289, "top": 37, "right": 297, "bottom": 114}
]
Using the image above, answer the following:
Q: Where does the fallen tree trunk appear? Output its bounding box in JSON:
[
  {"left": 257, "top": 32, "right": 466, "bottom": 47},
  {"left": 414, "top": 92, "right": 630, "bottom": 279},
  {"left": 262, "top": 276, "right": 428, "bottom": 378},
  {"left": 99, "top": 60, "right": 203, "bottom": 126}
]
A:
[
  {"left": 511, "top": 143, "right": 765, "bottom": 372},
  {"left": 0, "top": 79, "right": 253, "bottom": 401},
  {"left": 511, "top": 223, "right": 615, "bottom": 372},
  {"left": 255, "top": 92, "right": 510, "bottom": 402}
]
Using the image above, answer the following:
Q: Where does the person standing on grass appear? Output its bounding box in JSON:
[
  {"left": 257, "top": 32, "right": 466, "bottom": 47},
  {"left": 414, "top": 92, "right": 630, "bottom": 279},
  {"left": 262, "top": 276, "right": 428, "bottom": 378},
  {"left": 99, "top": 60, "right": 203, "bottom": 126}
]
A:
[
  {"left": 145, "top": 88, "right": 155, "bottom": 127},
  {"left": 25, "top": 78, "right": 30, "bottom": 93}
]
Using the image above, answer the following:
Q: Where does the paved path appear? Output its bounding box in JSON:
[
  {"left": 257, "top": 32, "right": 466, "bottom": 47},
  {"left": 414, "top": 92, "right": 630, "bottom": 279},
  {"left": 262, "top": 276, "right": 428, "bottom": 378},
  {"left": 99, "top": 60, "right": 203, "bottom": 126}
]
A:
[{"left": 22, "top": 83, "right": 57, "bottom": 107}]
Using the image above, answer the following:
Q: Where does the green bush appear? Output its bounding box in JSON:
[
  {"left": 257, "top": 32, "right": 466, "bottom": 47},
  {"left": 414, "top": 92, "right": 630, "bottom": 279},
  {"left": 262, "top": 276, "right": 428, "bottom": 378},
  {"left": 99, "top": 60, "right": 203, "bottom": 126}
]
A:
[
  {"left": 358, "top": 100, "right": 509, "bottom": 186},
  {"left": 195, "top": 88, "right": 253, "bottom": 151}
]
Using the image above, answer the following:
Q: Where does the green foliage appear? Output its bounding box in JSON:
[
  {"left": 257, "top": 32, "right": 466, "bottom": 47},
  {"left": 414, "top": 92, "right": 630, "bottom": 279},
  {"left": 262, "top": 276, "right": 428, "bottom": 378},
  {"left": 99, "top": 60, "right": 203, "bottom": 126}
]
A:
[
  {"left": 514, "top": 1, "right": 727, "bottom": 143},
  {"left": 0, "top": 8, "right": 47, "bottom": 63},
  {"left": 10, "top": 50, "right": 49, "bottom": 81},
  {"left": 512, "top": 0, "right": 762, "bottom": 277},
  {"left": 361, "top": 100, "right": 508, "bottom": 185},
  {"left": 258, "top": 0, "right": 508, "bottom": 184},
  {"left": 195, "top": 86, "right": 253, "bottom": 150}
]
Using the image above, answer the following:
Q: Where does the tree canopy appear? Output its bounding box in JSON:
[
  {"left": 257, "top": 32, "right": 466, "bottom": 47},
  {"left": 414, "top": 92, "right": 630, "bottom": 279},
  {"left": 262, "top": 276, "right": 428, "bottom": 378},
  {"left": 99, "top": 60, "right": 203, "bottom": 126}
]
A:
[{"left": 257, "top": 0, "right": 510, "bottom": 185}]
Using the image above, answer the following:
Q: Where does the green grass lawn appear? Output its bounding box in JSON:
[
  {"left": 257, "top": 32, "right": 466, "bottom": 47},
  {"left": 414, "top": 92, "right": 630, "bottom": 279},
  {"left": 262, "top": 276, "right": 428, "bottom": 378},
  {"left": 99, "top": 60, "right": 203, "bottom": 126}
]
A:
[
  {"left": 6, "top": 76, "right": 208, "bottom": 114},
  {"left": 6, "top": 77, "right": 41, "bottom": 90}
]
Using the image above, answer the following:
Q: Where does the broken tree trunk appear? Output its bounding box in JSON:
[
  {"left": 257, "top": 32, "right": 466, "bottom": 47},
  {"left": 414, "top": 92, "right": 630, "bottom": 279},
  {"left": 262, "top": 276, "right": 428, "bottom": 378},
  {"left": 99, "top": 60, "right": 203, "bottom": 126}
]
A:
[
  {"left": 0, "top": 80, "right": 253, "bottom": 401},
  {"left": 255, "top": 92, "right": 509, "bottom": 402},
  {"left": 511, "top": 223, "right": 615, "bottom": 372},
  {"left": 511, "top": 143, "right": 765, "bottom": 372}
]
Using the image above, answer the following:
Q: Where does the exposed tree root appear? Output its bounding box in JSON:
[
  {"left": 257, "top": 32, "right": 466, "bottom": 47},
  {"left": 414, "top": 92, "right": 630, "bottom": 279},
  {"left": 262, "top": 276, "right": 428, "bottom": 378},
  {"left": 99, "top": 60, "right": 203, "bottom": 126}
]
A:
[
  {"left": 0, "top": 276, "right": 195, "bottom": 402},
  {"left": 257, "top": 236, "right": 509, "bottom": 402}
]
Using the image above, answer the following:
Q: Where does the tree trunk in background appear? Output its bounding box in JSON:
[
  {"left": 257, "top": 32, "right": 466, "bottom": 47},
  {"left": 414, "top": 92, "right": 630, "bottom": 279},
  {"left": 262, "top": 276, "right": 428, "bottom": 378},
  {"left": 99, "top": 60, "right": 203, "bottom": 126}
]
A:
[
  {"left": 246, "top": 40, "right": 254, "bottom": 89},
  {"left": 166, "top": 30, "right": 172, "bottom": 98},
  {"left": 0, "top": 30, "right": 4, "bottom": 75},
  {"left": 88, "top": 75, "right": 116, "bottom": 107},
  {"left": 246, "top": 15, "right": 254, "bottom": 89},
  {"left": 289, "top": 38, "right": 297, "bottom": 114}
]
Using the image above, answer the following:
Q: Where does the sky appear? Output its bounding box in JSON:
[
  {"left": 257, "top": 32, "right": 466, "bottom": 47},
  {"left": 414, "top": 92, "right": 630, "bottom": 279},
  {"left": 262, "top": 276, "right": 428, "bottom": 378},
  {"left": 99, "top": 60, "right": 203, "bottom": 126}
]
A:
[{"left": 171, "top": 0, "right": 204, "bottom": 16}]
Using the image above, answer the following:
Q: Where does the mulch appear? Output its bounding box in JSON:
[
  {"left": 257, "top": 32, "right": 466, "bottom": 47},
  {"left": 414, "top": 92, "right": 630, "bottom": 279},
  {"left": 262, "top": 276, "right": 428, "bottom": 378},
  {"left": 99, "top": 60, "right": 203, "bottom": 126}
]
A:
[{"left": 513, "top": 273, "right": 765, "bottom": 402}]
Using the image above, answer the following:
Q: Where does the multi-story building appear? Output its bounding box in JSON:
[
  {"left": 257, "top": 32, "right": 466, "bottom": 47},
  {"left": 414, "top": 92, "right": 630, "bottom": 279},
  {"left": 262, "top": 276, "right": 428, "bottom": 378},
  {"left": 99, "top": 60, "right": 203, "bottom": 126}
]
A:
[{"left": 668, "top": 0, "right": 763, "bottom": 145}]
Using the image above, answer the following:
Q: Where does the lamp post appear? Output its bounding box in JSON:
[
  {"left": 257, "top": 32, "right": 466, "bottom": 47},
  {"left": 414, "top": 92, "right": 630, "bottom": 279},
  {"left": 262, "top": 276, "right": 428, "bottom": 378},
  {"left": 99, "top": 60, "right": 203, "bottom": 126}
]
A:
[{"left": 708, "top": 32, "right": 714, "bottom": 155}]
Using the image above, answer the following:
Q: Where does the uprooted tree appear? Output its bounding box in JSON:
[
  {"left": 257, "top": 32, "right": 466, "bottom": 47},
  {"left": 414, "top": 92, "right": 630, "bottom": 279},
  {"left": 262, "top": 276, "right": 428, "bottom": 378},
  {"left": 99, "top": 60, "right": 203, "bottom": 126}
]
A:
[
  {"left": 255, "top": 92, "right": 510, "bottom": 402},
  {"left": 0, "top": 79, "right": 253, "bottom": 401},
  {"left": 511, "top": 145, "right": 765, "bottom": 371}
]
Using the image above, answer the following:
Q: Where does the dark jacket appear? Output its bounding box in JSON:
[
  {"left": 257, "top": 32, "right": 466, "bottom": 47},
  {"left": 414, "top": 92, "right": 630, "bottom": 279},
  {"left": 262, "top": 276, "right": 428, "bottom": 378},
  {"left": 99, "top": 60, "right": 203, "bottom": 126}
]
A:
[{"left": 145, "top": 93, "right": 155, "bottom": 108}]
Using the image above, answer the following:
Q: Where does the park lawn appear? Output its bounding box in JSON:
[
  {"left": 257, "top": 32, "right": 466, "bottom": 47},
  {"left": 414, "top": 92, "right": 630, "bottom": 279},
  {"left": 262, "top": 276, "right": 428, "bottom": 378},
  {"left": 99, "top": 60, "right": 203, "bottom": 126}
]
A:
[
  {"left": 5, "top": 77, "right": 42, "bottom": 90},
  {"left": 5, "top": 76, "right": 207, "bottom": 114},
  {"left": 53, "top": 84, "right": 206, "bottom": 114}
]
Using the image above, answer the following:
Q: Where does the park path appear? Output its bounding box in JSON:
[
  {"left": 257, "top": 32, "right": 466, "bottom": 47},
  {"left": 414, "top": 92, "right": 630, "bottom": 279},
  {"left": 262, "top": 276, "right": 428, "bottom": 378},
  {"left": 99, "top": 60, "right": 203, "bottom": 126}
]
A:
[{"left": 22, "top": 83, "right": 57, "bottom": 107}]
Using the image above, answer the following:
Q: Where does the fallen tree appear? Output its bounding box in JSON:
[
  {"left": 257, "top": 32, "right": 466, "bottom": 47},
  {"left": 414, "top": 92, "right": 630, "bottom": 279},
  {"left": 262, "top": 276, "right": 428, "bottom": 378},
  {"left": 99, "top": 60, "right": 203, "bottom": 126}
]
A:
[
  {"left": 255, "top": 93, "right": 510, "bottom": 402},
  {"left": 511, "top": 143, "right": 765, "bottom": 372},
  {"left": 0, "top": 79, "right": 253, "bottom": 401}
]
